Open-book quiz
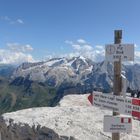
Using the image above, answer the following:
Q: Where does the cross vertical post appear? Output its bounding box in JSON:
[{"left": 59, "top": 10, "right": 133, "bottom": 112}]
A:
[{"left": 112, "top": 30, "right": 122, "bottom": 140}]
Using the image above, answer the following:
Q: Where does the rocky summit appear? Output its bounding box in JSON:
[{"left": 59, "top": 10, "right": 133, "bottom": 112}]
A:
[{"left": 0, "top": 93, "right": 139, "bottom": 140}]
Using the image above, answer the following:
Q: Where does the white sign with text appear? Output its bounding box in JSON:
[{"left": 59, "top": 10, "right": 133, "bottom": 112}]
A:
[
  {"left": 104, "top": 115, "right": 132, "bottom": 133},
  {"left": 88, "top": 92, "right": 140, "bottom": 119},
  {"left": 105, "top": 44, "right": 134, "bottom": 62}
]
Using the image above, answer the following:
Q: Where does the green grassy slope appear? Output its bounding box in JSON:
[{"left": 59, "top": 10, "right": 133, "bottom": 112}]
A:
[{"left": 0, "top": 77, "right": 57, "bottom": 114}]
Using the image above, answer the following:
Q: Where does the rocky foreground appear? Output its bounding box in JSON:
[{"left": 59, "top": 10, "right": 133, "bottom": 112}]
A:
[{"left": 0, "top": 94, "right": 140, "bottom": 140}]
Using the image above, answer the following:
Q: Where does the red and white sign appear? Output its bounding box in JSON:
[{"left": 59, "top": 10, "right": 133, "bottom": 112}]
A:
[
  {"left": 121, "top": 117, "right": 131, "bottom": 123},
  {"left": 104, "top": 115, "right": 132, "bottom": 133},
  {"left": 88, "top": 92, "right": 140, "bottom": 119}
]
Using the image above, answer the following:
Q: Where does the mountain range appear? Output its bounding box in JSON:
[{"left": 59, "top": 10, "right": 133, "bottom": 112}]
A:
[{"left": 0, "top": 56, "right": 139, "bottom": 113}]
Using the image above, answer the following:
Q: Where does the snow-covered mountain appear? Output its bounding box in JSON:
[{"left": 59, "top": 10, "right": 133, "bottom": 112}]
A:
[
  {"left": 0, "top": 56, "right": 138, "bottom": 113},
  {"left": 11, "top": 56, "right": 140, "bottom": 92},
  {"left": 11, "top": 56, "right": 113, "bottom": 93},
  {"left": 12, "top": 57, "right": 94, "bottom": 83},
  {"left": 0, "top": 93, "right": 139, "bottom": 140}
]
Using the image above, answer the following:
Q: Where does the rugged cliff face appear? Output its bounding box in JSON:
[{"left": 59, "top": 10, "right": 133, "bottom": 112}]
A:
[
  {"left": 0, "top": 120, "right": 64, "bottom": 140},
  {"left": 0, "top": 94, "right": 139, "bottom": 140},
  {"left": 0, "top": 116, "right": 77, "bottom": 140}
]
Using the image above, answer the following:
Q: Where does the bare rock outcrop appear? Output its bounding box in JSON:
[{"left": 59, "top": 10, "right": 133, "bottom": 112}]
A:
[
  {"left": 0, "top": 94, "right": 139, "bottom": 140},
  {"left": 0, "top": 117, "right": 79, "bottom": 140}
]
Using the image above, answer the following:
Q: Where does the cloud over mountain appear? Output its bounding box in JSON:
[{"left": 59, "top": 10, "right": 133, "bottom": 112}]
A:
[
  {"left": 0, "top": 43, "right": 34, "bottom": 64},
  {"left": 65, "top": 39, "right": 105, "bottom": 62},
  {"left": 7, "top": 43, "right": 33, "bottom": 52},
  {"left": 65, "top": 40, "right": 140, "bottom": 64}
]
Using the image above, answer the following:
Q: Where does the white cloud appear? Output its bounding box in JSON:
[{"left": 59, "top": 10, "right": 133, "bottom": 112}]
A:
[
  {"left": 65, "top": 39, "right": 105, "bottom": 62},
  {"left": 65, "top": 39, "right": 86, "bottom": 45},
  {"left": 1, "top": 16, "right": 10, "bottom": 21},
  {"left": 65, "top": 40, "right": 73, "bottom": 45},
  {"left": 7, "top": 43, "right": 33, "bottom": 52},
  {"left": 134, "top": 51, "right": 140, "bottom": 64},
  {"left": 77, "top": 39, "right": 86, "bottom": 44},
  {"left": 16, "top": 19, "right": 24, "bottom": 24},
  {"left": 0, "top": 50, "right": 34, "bottom": 64},
  {"left": 72, "top": 44, "right": 81, "bottom": 50},
  {"left": 83, "top": 45, "right": 93, "bottom": 51},
  {"left": 0, "top": 16, "right": 24, "bottom": 24},
  {"left": 131, "top": 44, "right": 140, "bottom": 64},
  {"left": 95, "top": 45, "right": 104, "bottom": 50},
  {"left": 0, "top": 43, "right": 34, "bottom": 64},
  {"left": 65, "top": 40, "right": 140, "bottom": 63}
]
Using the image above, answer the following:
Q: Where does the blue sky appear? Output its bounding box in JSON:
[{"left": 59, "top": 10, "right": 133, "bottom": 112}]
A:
[{"left": 0, "top": 0, "right": 140, "bottom": 64}]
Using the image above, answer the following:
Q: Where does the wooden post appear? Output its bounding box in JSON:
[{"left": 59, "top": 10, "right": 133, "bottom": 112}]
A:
[{"left": 112, "top": 30, "right": 122, "bottom": 140}]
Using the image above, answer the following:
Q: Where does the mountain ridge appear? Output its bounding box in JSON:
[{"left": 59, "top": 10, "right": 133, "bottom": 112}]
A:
[{"left": 0, "top": 56, "right": 139, "bottom": 113}]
